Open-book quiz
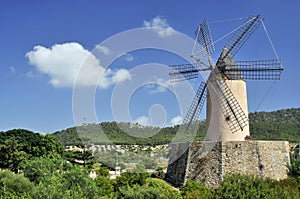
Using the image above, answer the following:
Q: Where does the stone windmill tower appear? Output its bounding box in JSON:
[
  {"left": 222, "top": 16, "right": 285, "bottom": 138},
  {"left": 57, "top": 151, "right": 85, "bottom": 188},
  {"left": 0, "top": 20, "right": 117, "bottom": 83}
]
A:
[{"left": 165, "top": 15, "right": 290, "bottom": 188}]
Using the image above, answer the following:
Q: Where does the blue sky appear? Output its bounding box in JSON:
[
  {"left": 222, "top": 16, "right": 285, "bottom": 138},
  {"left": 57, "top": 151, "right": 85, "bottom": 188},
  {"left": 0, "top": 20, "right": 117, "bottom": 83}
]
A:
[{"left": 1, "top": 0, "right": 300, "bottom": 133}]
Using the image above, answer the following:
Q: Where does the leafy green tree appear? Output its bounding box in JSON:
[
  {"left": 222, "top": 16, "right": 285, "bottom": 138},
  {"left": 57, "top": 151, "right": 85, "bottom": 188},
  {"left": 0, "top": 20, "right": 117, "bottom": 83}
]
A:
[
  {"left": 0, "top": 129, "right": 64, "bottom": 172},
  {"left": 63, "top": 142, "right": 95, "bottom": 168},
  {"left": 0, "top": 170, "right": 33, "bottom": 198},
  {"left": 31, "top": 175, "right": 68, "bottom": 199},
  {"left": 0, "top": 137, "right": 28, "bottom": 172},
  {"left": 20, "top": 156, "right": 63, "bottom": 184},
  {"left": 95, "top": 176, "right": 115, "bottom": 198},
  {"left": 61, "top": 164, "right": 97, "bottom": 198},
  {"left": 114, "top": 172, "right": 150, "bottom": 190}
]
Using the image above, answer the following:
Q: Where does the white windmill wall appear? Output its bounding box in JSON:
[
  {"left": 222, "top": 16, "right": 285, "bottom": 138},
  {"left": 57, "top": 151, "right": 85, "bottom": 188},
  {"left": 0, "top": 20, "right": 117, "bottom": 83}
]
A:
[{"left": 206, "top": 78, "right": 250, "bottom": 141}]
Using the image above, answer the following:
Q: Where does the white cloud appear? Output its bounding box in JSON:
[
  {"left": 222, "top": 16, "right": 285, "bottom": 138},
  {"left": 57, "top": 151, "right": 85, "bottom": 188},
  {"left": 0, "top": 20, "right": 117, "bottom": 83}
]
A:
[
  {"left": 147, "top": 76, "right": 174, "bottom": 94},
  {"left": 143, "top": 16, "right": 175, "bottom": 37},
  {"left": 9, "top": 67, "right": 15, "bottom": 74},
  {"left": 135, "top": 116, "right": 151, "bottom": 126},
  {"left": 94, "top": 45, "right": 111, "bottom": 56},
  {"left": 170, "top": 115, "right": 182, "bottom": 126},
  {"left": 26, "top": 42, "right": 131, "bottom": 88}
]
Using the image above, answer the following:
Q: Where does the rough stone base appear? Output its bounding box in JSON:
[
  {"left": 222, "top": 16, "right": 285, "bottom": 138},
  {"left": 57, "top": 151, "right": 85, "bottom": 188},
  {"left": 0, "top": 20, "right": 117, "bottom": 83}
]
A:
[{"left": 165, "top": 141, "right": 290, "bottom": 188}]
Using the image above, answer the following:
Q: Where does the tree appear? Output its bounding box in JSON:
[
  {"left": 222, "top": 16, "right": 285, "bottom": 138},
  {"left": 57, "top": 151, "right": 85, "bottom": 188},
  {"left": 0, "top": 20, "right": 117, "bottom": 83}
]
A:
[
  {"left": 0, "top": 129, "right": 64, "bottom": 172},
  {"left": 61, "top": 164, "right": 97, "bottom": 198},
  {"left": 95, "top": 176, "right": 115, "bottom": 198},
  {"left": 0, "top": 170, "right": 33, "bottom": 198},
  {"left": 114, "top": 172, "right": 150, "bottom": 190},
  {"left": 20, "top": 156, "right": 64, "bottom": 184},
  {"left": 63, "top": 142, "right": 95, "bottom": 168},
  {"left": 0, "top": 137, "right": 28, "bottom": 172}
]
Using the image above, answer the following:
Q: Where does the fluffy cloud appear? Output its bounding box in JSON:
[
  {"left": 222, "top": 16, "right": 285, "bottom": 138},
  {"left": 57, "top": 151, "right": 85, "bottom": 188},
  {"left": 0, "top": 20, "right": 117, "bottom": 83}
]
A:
[
  {"left": 26, "top": 42, "right": 131, "bottom": 88},
  {"left": 143, "top": 16, "right": 175, "bottom": 37},
  {"left": 94, "top": 45, "right": 111, "bottom": 56},
  {"left": 170, "top": 115, "right": 183, "bottom": 126},
  {"left": 136, "top": 115, "right": 183, "bottom": 127},
  {"left": 146, "top": 77, "right": 174, "bottom": 94},
  {"left": 135, "top": 116, "right": 151, "bottom": 126}
]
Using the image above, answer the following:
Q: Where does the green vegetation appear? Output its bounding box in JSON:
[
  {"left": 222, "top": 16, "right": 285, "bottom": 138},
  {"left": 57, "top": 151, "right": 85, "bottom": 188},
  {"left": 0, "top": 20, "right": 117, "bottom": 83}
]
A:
[
  {"left": 181, "top": 180, "right": 213, "bottom": 199},
  {"left": 250, "top": 108, "right": 300, "bottom": 141},
  {"left": 288, "top": 143, "right": 300, "bottom": 178},
  {"left": 0, "top": 170, "right": 33, "bottom": 198},
  {"left": 0, "top": 129, "right": 64, "bottom": 172},
  {"left": 0, "top": 166, "right": 299, "bottom": 198},
  {"left": 213, "top": 173, "right": 300, "bottom": 199},
  {"left": 52, "top": 108, "right": 300, "bottom": 146},
  {"left": 0, "top": 108, "right": 300, "bottom": 198}
]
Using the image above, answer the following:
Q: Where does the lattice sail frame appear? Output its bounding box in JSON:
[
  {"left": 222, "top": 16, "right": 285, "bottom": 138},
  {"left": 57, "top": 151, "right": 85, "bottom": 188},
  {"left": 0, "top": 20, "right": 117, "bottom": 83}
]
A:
[
  {"left": 169, "top": 15, "right": 283, "bottom": 134},
  {"left": 221, "top": 59, "right": 283, "bottom": 80}
]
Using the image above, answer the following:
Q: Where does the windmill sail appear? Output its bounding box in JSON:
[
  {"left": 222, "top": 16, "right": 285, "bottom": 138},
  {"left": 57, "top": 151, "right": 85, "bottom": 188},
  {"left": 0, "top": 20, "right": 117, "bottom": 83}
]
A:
[
  {"left": 217, "top": 15, "right": 262, "bottom": 64},
  {"left": 182, "top": 82, "right": 207, "bottom": 132},
  {"left": 168, "top": 14, "right": 283, "bottom": 138},
  {"left": 222, "top": 59, "right": 283, "bottom": 80},
  {"left": 194, "top": 19, "right": 215, "bottom": 66}
]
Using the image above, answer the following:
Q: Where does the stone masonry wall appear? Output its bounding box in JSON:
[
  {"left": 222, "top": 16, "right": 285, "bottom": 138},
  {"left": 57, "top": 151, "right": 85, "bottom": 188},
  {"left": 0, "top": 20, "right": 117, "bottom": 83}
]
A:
[{"left": 165, "top": 141, "right": 290, "bottom": 188}]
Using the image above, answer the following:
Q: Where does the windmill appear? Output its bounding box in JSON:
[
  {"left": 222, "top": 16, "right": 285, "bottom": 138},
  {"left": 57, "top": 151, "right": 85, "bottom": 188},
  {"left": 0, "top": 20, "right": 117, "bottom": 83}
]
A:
[{"left": 169, "top": 15, "right": 283, "bottom": 141}]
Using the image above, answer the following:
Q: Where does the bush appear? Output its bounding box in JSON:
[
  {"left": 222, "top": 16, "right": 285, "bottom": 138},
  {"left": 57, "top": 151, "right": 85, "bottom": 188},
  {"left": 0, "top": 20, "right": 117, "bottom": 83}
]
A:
[
  {"left": 287, "top": 158, "right": 300, "bottom": 178},
  {"left": 118, "top": 178, "right": 181, "bottom": 199},
  {"left": 0, "top": 170, "right": 33, "bottom": 198},
  {"left": 118, "top": 185, "right": 168, "bottom": 199},
  {"left": 215, "top": 173, "right": 300, "bottom": 199},
  {"left": 216, "top": 174, "right": 270, "bottom": 199},
  {"left": 114, "top": 172, "right": 150, "bottom": 189},
  {"left": 20, "top": 156, "right": 63, "bottom": 184},
  {"left": 181, "top": 180, "right": 213, "bottom": 199}
]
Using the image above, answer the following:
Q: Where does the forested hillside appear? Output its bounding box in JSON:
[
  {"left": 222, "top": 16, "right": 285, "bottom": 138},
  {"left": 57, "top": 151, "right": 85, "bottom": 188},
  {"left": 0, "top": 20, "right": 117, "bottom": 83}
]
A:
[
  {"left": 249, "top": 108, "right": 300, "bottom": 141},
  {"left": 53, "top": 108, "right": 300, "bottom": 146}
]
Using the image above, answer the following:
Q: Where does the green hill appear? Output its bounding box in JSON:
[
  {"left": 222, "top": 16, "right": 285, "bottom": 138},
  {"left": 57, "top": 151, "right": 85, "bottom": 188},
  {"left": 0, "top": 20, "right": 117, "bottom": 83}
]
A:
[
  {"left": 249, "top": 108, "right": 300, "bottom": 141},
  {"left": 52, "top": 108, "right": 300, "bottom": 146}
]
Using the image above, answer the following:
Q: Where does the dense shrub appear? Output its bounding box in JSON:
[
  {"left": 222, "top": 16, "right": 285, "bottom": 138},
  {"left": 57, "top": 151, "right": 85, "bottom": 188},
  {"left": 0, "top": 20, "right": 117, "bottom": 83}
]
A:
[
  {"left": 0, "top": 170, "right": 33, "bottom": 198},
  {"left": 181, "top": 180, "right": 213, "bottom": 199}
]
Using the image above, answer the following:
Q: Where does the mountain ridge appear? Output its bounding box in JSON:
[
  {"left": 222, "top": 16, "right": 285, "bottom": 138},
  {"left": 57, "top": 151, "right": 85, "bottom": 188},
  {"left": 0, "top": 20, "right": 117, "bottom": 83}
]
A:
[{"left": 52, "top": 108, "right": 300, "bottom": 146}]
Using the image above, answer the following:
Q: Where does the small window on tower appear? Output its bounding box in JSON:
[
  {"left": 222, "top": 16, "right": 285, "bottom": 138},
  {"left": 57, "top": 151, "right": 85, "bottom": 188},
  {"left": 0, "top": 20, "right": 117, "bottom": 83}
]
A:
[{"left": 225, "top": 116, "right": 230, "bottom": 121}]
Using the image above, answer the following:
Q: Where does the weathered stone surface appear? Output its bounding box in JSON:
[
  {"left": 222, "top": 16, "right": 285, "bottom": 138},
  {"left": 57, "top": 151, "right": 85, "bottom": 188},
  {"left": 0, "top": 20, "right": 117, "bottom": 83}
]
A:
[{"left": 165, "top": 141, "right": 290, "bottom": 188}]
